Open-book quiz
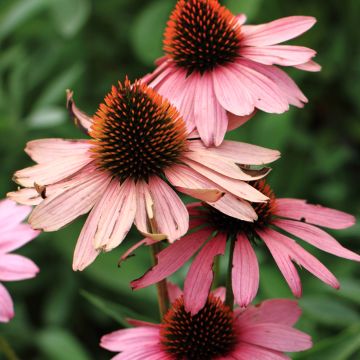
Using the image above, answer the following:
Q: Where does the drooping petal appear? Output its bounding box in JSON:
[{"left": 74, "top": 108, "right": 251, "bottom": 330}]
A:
[
  {"left": 66, "top": 90, "right": 93, "bottom": 134},
  {"left": 232, "top": 233, "right": 259, "bottom": 307},
  {"left": 240, "top": 45, "right": 316, "bottom": 66},
  {"left": 237, "top": 299, "right": 302, "bottom": 327},
  {"left": 274, "top": 219, "right": 360, "bottom": 261},
  {"left": 295, "top": 60, "right": 321, "bottom": 72},
  {"left": 0, "top": 224, "right": 39, "bottom": 253},
  {"left": 188, "top": 139, "right": 280, "bottom": 165},
  {"left": 165, "top": 164, "right": 224, "bottom": 202},
  {"left": 0, "top": 283, "right": 14, "bottom": 322},
  {"left": 0, "top": 254, "right": 39, "bottom": 281},
  {"left": 238, "top": 323, "right": 312, "bottom": 352},
  {"left": 93, "top": 178, "right": 137, "bottom": 251},
  {"left": 29, "top": 169, "right": 110, "bottom": 231},
  {"left": 131, "top": 228, "right": 212, "bottom": 290},
  {"left": 193, "top": 71, "right": 228, "bottom": 146},
  {"left": 274, "top": 198, "right": 356, "bottom": 229},
  {"left": 148, "top": 177, "right": 189, "bottom": 242},
  {"left": 257, "top": 228, "right": 302, "bottom": 297},
  {"left": 241, "top": 16, "right": 316, "bottom": 47},
  {"left": 184, "top": 234, "right": 226, "bottom": 315}
]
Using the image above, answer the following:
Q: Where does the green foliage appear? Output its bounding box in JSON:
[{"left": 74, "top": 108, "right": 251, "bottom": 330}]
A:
[{"left": 0, "top": 0, "right": 359, "bottom": 359}]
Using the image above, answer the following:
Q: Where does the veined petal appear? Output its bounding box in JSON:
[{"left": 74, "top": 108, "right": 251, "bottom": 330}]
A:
[{"left": 231, "top": 343, "right": 289, "bottom": 360}]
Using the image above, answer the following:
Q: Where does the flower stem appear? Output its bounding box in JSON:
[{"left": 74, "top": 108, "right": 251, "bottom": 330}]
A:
[
  {"left": 150, "top": 242, "right": 170, "bottom": 319},
  {"left": 225, "top": 235, "right": 236, "bottom": 310},
  {"left": 0, "top": 337, "right": 19, "bottom": 360}
]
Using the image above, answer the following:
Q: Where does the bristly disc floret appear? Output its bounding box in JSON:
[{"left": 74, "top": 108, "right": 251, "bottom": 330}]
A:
[
  {"left": 161, "top": 295, "right": 236, "bottom": 359},
  {"left": 205, "top": 180, "right": 277, "bottom": 238},
  {"left": 90, "top": 79, "right": 188, "bottom": 182},
  {"left": 164, "top": 0, "right": 241, "bottom": 74}
]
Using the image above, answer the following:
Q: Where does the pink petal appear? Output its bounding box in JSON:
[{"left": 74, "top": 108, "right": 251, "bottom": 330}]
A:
[
  {"left": 184, "top": 234, "right": 226, "bottom": 315},
  {"left": 236, "top": 13, "right": 247, "bottom": 26},
  {"left": 212, "top": 65, "right": 254, "bottom": 116},
  {"left": 193, "top": 72, "right": 228, "bottom": 146},
  {"left": 257, "top": 228, "right": 302, "bottom": 297},
  {"left": 119, "top": 238, "right": 157, "bottom": 265},
  {"left": 183, "top": 159, "right": 268, "bottom": 203},
  {"left": 0, "top": 283, "right": 14, "bottom": 322},
  {"left": 25, "top": 138, "right": 91, "bottom": 164},
  {"left": 295, "top": 60, "right": 322, "bottom": 72},
  {"left": 131, "top": 228, "right": 212, "bottom": 290},
  {"left": 66, "top": 90, "right": 93, "bottom": 134},
  {"left": 0, "top": 200, "right": 32, "bottom": 230},
  {"left": 212, "top": 287, "right": 226, "bottom": 302},
  {"left": 142, "top": 56, "right": 172, "bottom": 84},
  {"left": 93, "top": 178, "right": 137, "bottom": 251},
  {"left": 100, "top": 327, "right": 160, "bottom": 352},
  {"left": 207, "top": 193, "right": 257, "bottom": 222},
  {"left": 111, "top": 346, "right": 169, "bottom": 360},
  {"left": 29, "top": 169, "right": 110, "bottom": 231},
  {"left": 240, "top": 45, "right": 316, "bottom": 66},
  {"left": 231, "top": 343, "right": 289, "bottom": 360},
  {"left": 232, "top": 233, "right": 259, "bottom": 307},
  {"left": 7, "top": 187, "right": 44, "bottom": 206},
  {"left": 237, "top": 299, "right": 302, "bottom": 327},
  {"left": 241, "top": 16, "right": 316, "bottom": 46},
  {"left": 0, "top": 254, "right": 39, "bottom": 281},
  {"left": 0, "top": 224, "right": 39, "bottom": 253},
  {"left": 189, "top": 139, "right": 280, "bottom": 165},
  {"left": 165, "top": 164, "right": 224, "bottom": 202},
  {"left": 274, "top": 198, "right": 355, "bottom": 229},
  {"left": 227, "top": 111, "right": 256, "bottom": 131},
  {"left": 233, "top": 61, "right": 289, "bottom": 113},
  {"left": 13, "top": 154, "right": 93, "bottom": 188},
  {"left": 148, "top": 177, "right": 189, "bottom": 242},
  {"left": 274, "top": 219, "right": 360, "bottom": 261},
  {"left": 167, "top": 282, "right": 183, "bottom": 303}
]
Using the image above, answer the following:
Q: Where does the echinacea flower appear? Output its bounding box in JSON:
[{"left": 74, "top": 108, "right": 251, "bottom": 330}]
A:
[
  {"left": 0, "top": 199, "right": 39, "bottom": 322},
  {"left": 8, "top": 79, "right": 279, "bottom": 271},
  {"left": 101, "top": 284, "right": 312, "bottom": 360},
  {"left": 132, "top": 181, "right": 359, "bottom": 314},
  {"left": 144, "top": 0, "right": 320, "bottom": 146}
]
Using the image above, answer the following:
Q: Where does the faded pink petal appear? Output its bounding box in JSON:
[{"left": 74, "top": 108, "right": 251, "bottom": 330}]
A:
[
  {"left": 238, "top": 323, "right": 312, "bottom": 352},
  {"left": 232, "top": 233, "right": 259, "bottom": 307},
  {"left": 0, "top": 224, "right": 39, "bottom": 253},
  {"left": 148, "top": 177, "right": 189, "bottom": 242},
  {"left": 189, "top": 139, "right": 280, "bottom": 165},
  {"left": 184, "top": 233, "right": 226, "bottom": 315},
  {"left": 93, "top": 179, "right": 137, "bottom": 251},
  {"left": 0, "top": 283, "right": 14, "bottom": 323},
  {"left": 193, "top": 71, "right": 228, "bottom": 146},
  {"left": 132, "top": 228, "right": 211, "bottom": 290},
  {"left": 274, "top": 219, "right": 360, "bottom": 261},
  {"left": 240, "top": 45, "right": 316, "bottom": 66},
  {"left": 25, "top": 138, "right": 91, "bottom": 164},
  {"left": 241, "top": 16, "right": 316, "bottom": 47},
  {"left": 274, "top": 198, "right": 355, "bottom": 229},
  {"left": 0, "top": 254, "right": 39, "bottom": 281},
  {"left": 29, "top": 169, "right": 110, "bottom": 231},
  {"left": 67, "top": 90, "right": 93, "bottom": 134},
  {"left": 7, "top": 187, "right": 43, "bottom": 206},
  {"left": 295, "top": 60, "right": 322, "bottom": 72}
]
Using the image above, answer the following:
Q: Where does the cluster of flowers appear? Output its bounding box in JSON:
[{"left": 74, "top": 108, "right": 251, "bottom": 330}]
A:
[{"left": 2, "top": 1, "right": 358, "bottom": 359}]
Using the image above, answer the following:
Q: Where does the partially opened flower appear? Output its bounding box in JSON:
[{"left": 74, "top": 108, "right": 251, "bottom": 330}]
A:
[
  {"left": 133, "top": 181, "right": 359, "bottom": 314},
  {"left": 0, "top": 199, "right": 39, "bottom": 322},
  {"left": 144, "top": 0, "right": 320, "bottom": 146},
  {"left": 101, "top": 285, "right": 312, "bottom": 359},
  {"left": 8, "top": 79, "right": 279, "bottom": 271}
]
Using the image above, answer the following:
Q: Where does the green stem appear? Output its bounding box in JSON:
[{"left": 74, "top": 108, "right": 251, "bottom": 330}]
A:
[
  {"left": 0, "top": 337, "right": 19, "bottom": 360},
  {"left": 225, "top": 236, "right": 236, "bottom": 310},
  {"left": 212, "top": 255, "right": 220, "bottom": 290}
]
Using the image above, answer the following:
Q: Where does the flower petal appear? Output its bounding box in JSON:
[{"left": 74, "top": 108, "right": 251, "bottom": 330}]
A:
[
  {"left": 0, "top": 200, "right": 32, "bottom": 230},
  {"left": 0, "top": 283, "right": 14, "bottom": 323},
  {"left": 241, "top": 16, "right": 316, "bottom": 46},
  {"left": 274, "top": 198, "right": 355, "bottom": 229},
  {"left": 295, "top": 60, "right": 321, "bottom": 72},
  {"left": 227, "top": 111, "right": 256, "bottom": 131},
  {"left": 0, "top": 224, "right": 39, "bottom": 253},
  {"left": 66, "top": 90, "right": 93, "bottom": 134},
  {"left": 0, "top": 254, "right": 39, "bottom": 281},
  {"left": 184, "top": 234, "right": 226, "bottom": 315},
  {"left": 232, "top": 233, "right": 259, "bottom": 307},
  {"left": 230, "top": 343, "right": 289, "bottom": 360}
]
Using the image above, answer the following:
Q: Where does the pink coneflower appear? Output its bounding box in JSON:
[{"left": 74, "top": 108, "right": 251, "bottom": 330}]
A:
[
  {"left": 101, "top": 285, "right": 312, "bottom": 359},
  {"left": 8, "top": 80, "right": 279, "bottom": 271},
  {"left": 133, "top": 181, "right": 359, "bottom": 314},
  {"left": 144, "top": 0, "right": 320, "bottom": 146},
  {"left": 0, "top": 199, "right": 39, "bottom": 322}
]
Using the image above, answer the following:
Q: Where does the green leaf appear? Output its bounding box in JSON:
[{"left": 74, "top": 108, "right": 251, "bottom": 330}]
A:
[
  {"left": 81, "top": 290, "right": 152, "bottom": 328},
  {"left": 224, "top": 0, "right": 263, "bottom": 21},
  {"left": 49, "top": 0, "right": 91, "bottom": 37},
  {"left": 36, "top": 328, "right": 91, "bottom": 360},
  {"left": 27, "top": 107, "right": 67, "bottom": 128},
  {"left": 131, "top": 0, "right": 176, "bottom": 65}
]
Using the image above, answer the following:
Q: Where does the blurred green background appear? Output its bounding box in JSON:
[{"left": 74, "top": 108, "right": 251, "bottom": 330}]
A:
[{"left": 0, "top": 0, "right": 359, "bottom": 359}]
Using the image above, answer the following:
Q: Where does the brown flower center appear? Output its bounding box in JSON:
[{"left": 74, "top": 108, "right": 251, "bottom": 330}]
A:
[
  {"left": 161, "top": 295, "right": 236, "bottom": 359},
  {"left": 164, "top": 0, "right": 241, "bottom": 75},
  {"left": 90, "top": 79, "right": 188, "bottom": 182}
]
